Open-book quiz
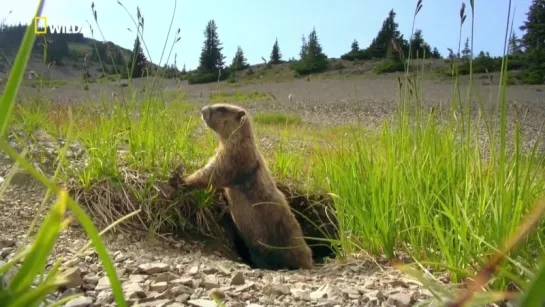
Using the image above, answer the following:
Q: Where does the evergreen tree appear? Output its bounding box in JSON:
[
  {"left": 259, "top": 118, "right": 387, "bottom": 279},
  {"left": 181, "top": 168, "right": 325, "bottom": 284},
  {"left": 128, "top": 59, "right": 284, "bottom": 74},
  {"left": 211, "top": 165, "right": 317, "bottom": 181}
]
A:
[
  {"left": 45, "top": 39, "right": 69, "bottom": 65},
  {"left": 409, "top": 29, "right": 431, "bottom": 59},
  {"left": 181, "top": 64, "right": 186, "bottom": 74},
  {"left": 350, "top": 39, "right": 359, "bottom": 52},
  {"left": 519, "top": 0, "right": 545, "bottom": 83},
  {"left": 508, "top": 32, "right": 522, "bottom": 55},
  {"left": 367, "top": 9, "right": 404, "bottom": 58},
  {"left": 198, "top": 20, "right": 226, "bottom": 73},
  {"left": 461, "top": 37, "right": 471, "bottom": 60},
  {"left": 431, "top": 47, "right": 441, "bottom": 59},
  {"left": 306, "top": 27, "right": 327, "bottom": 61},
  {"left": 290, "top": 27, "right": 328, "bottom": 75},
  {"left": 231, "top": 46, "right": 249, "bottom": 71},
  {"left": 299, "top": 35, "right": 308, "bottom": 60},
  {"left": 130, "top": 35, "right": 147, "bottom": 78},
  {"left": 270, "top": 38, "right": 282, "bottom": 64}
]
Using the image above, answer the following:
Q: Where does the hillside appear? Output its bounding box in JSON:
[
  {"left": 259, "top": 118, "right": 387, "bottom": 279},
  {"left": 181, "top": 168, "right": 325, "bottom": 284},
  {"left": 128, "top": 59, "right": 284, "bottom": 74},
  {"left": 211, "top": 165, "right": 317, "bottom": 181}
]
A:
[{"left": 0, "top": 24, "right": 160, "bottom": 82}]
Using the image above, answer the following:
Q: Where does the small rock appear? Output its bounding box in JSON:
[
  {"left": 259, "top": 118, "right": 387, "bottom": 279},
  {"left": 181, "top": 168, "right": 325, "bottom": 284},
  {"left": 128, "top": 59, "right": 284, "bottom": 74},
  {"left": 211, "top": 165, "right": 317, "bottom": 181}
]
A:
[
  {"left": 64, "top": 296, "right": 93, "bottom": 307},
  {"left": 171, "top": 285, "right": 194, "bottom": 296},
  {"left": 201, "top": 265, "right": 217, "bottom": 274},
  {"left": 59, "top": 288, "right": 81, "bottom": 300},
  {"left": 95, "top": 291, "right": 114, "bottom": 305},
  {"left": 1, "top": 248, "right": 13, "bottom": 258},
  {"left": 341, "top": 287, "right": 360, "bottom": 297},
  {"left": 316, "top": 302, "right": 335, "bottom": 307},
  {"left": 82, "top": 274, "right": 99, "bottom": 285},
  {"left": 139, "top": 262, "right": 170, "bottom": 274},
  {"left": 387, "top": 291, "right": 415, "bottom": 307},
  {"left": 290, "top": 289, "right": 311, "bottom": 301},
  {"left": 209, "top": 288, "right": 226, "bottom": 300},
  {"left": 149, "top": 290, "right": 170, "bottom": 299},
  {"left": 94, "top": 276, "right": 111, "bottom": 291},
  {"left": 0, "top": 238, "right": 15, "bottom": 248},
  {"left": 61, "top": 267, "right": 83, "bottom": 289},
  {"left": 114, "top": 252, "right": 128, "bottom": 262},
  {"left": 390, "top": 280, "right": 409, "bottom": 288},
  {"left": 128, "top": 274, "right": 147, "bottom": 283},
  {"left": 262, "top": 283, "right": 290, "bottom": 296},
  {"left": 310, "top": 286, "right": 328, "bottom": 300},
  {"left": 150, "top": 281, "right": 168, "bottom": 292},
  {"left": 202, "top": 277, "right": 220, "bottom": 290},
  {"left": 123, "top": 282, "right": 146, "bottom": 299},
  {"left": 187, "top": 265, "right": 199, "bottom": 275},
  {"left": 155, "top": 271, "right": 179, "bottom": 283},
  {"left": 136, "top": 299, "right": 171, "bottom": 307},
  {"left": 187, "top": 299, "right": 217, "bottom": 307},
  {"left": 175, "top": 293, "right": 191, "bottom": 303},
  {"left": 230, "top": 271, "right": 245, "bottom": 286},
  {"left": 171, "top": 277, "right": 193, "bottom": 286}
]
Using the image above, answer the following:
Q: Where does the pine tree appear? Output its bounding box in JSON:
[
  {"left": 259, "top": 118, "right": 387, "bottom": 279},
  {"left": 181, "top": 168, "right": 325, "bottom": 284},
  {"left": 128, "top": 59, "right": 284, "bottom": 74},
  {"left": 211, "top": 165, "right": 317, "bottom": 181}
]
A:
[
  {"left": 198, "top": 20, "right": 226, "bottom": 73},
  {"left": 181, "top": 64, "right": 186, "bottom": 74},
  {"left": 409, "top": 29, "right": 430, "bottom": 59},
  {"left": 270, "top": 38, "right": 282, "bottom": 64},
  {"left": 299, "top": 35, "right": 308, "bottom": 60},
  {"left": 231, "top": 46, "right": 249, "bottom": 71},
  {"left": 130, "top": 35, "right": 147, "bottom": 78},
  {"left": 350, "top": 39, "right": 359, "bottom": 53},
  {"left": 291, "top": 27, "right": 328, "bottom": 75},
  {"left": 367, "top": 9, "right": 403, "bottom": 58},
  {"left": 306, "top": 27, "right": 327, "bottom": 61},
  {"left": 431, "top": 47, "right": 441, "bottom": 59},
  {"left": 508, "top": 32, "right": 522, "bottom": 55},
  {"left": 519, "top": 0, "right": 545, "bottom": 83},
  {"left": 461, "top": 37, "right": 471, "bottom": 60}
]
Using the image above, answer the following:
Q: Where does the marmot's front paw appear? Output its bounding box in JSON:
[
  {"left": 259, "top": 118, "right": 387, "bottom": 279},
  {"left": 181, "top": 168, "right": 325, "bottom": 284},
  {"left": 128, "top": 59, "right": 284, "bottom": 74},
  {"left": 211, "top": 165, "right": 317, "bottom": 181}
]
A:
[{"left": 168, "top": 165, "right": 185, "bottom": 188}]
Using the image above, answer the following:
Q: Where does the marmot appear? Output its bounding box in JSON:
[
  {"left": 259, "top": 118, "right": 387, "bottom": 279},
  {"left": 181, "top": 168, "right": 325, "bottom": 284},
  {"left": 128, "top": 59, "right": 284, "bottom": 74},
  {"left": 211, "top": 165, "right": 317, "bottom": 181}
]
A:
[{"left": 171, "top": 103, "right": 313, "bottom": 270}]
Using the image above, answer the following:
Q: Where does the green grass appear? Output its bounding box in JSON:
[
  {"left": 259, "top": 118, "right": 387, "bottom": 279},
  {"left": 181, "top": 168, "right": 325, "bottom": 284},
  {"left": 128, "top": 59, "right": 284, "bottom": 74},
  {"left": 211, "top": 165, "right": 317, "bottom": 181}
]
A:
[
  {"left": 208, "top": 90, "right": 270, "bottom": 103},
  {"left": 3, "top": 0, "right": 545, "bottom": 306},
  {"left": 253, "top": 113, "right": 302, "bottom": 126},
  {"left": 0, "top": 1, "right": 127, "bottom": 306}
]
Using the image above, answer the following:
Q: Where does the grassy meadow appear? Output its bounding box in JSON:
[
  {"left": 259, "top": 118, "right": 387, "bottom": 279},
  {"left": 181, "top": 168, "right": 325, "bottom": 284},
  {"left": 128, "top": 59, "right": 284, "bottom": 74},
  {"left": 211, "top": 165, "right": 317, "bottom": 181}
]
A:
[{"left": 2, "top": 0, "right": 545, "bottom": 306}]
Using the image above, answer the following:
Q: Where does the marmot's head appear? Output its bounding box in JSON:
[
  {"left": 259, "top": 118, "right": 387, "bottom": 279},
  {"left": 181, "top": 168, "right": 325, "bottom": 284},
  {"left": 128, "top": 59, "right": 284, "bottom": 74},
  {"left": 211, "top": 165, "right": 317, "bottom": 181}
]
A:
[{"left": 201, "top": 103, "right": 252, "bottom": 140}]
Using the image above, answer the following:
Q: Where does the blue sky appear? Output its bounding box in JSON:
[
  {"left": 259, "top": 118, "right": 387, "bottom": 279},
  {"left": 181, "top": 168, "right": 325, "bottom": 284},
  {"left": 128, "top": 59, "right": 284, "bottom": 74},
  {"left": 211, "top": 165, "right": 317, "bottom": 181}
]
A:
[{"left": 5, "top": 0, "right": 533, "bottom": 71}]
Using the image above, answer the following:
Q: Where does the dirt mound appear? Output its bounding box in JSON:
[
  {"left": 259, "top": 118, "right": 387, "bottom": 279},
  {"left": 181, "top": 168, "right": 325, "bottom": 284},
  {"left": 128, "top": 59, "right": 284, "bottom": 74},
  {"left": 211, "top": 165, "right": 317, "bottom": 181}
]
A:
[{"left": 69, "top": 167, "right": 339, "bottom": 267}]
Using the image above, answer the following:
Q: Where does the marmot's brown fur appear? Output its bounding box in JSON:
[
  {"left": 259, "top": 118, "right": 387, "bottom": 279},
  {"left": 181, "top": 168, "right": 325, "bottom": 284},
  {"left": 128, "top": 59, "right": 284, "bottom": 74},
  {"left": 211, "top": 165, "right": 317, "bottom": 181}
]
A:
[{"left": 172, "top": 103, "right": 313, "bottom": 270}]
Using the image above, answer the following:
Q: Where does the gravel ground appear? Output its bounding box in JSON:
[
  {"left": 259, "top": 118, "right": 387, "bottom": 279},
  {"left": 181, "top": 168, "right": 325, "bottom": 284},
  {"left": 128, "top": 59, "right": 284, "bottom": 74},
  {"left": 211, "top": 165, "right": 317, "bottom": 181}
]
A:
[
  {"left": 0, "top": 157, "right": 441, "bottom": 307},
  {"left": 24, "top": 76, "right": 545, "bottom": 155},
  {"left": 3, "top": 76, "right": 543, "bottom": 306}
]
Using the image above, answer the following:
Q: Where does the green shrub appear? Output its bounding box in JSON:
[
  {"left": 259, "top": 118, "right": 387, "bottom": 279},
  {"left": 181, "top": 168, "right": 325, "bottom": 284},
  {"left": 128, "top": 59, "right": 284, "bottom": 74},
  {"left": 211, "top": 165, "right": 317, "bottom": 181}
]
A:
[
  {"left": 289, "top": 57, "right": 329, "bottom": 76},
  {"left": 187, "top": 70, "right": 229, "bottom": 85},
  {"left": 373, "top": 59, "right": 405, "bottom": 74}
]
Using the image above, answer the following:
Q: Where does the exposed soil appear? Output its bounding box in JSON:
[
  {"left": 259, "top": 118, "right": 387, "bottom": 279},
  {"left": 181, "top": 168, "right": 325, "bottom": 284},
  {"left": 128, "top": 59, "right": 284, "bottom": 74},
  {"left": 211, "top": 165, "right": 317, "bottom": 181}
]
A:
[
  {"left": 2, "top": 74, "right": 541, "bottom": 306},
  {"left": 0, "top": 156, "right": 442, "bottom": 307}
]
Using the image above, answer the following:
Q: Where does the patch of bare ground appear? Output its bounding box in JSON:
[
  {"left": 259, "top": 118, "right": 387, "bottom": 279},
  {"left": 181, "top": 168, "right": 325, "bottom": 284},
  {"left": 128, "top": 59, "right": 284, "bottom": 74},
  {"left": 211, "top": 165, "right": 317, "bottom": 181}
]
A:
[
  {"left": 13, "top": 74, "right": 545, "bottom": 156},
  {"left": 0, "top": 150, "right": 440, "bottom": 306}
]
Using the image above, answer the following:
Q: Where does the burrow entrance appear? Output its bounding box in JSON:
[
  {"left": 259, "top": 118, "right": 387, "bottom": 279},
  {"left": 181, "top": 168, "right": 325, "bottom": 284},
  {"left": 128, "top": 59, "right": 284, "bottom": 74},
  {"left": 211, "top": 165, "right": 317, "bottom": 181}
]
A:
[{"left": 69, "top": 169, "right": 339, "bottom": 269}]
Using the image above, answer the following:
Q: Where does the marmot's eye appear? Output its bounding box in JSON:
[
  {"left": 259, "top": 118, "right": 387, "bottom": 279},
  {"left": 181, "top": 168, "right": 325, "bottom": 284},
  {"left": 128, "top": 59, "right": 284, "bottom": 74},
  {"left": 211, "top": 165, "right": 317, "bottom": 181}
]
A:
[{"left": 216, "top": 106, "right": 227, "bottom": 113}]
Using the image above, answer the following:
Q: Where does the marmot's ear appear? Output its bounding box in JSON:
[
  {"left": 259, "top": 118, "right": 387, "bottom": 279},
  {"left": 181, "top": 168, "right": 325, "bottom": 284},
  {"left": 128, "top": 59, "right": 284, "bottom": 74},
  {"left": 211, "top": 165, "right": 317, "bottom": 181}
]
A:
[{"left": 236, "top": 110, "right": 246, "bottom": 121}]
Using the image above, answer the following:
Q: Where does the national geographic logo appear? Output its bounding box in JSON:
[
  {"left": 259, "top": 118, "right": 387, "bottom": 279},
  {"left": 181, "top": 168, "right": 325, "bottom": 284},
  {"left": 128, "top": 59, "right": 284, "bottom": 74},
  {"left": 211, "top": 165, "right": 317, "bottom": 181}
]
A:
[{"left": 34, "top": 16, "right": 83, "bottom": 35}]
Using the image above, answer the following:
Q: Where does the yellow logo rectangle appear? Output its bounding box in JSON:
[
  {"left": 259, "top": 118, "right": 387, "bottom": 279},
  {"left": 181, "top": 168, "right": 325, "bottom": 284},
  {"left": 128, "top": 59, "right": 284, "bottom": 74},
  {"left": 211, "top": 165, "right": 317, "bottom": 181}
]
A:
[{"left": 34, "top": 16, "right": 47, "bottom": 35}]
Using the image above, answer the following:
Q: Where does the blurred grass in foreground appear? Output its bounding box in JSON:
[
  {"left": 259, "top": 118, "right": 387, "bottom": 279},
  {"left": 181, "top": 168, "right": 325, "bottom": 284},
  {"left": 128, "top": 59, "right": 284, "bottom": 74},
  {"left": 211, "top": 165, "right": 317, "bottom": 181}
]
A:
[{"left": 1, "top": 0, "right": 545, "bottom": 306}]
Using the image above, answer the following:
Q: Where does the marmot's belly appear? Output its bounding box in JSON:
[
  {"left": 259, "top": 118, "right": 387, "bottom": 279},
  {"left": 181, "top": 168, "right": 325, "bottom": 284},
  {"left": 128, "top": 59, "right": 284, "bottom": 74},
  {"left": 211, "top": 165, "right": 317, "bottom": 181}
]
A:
[{"left": 225, "top": 188, "right": 293, "bottom": 246}]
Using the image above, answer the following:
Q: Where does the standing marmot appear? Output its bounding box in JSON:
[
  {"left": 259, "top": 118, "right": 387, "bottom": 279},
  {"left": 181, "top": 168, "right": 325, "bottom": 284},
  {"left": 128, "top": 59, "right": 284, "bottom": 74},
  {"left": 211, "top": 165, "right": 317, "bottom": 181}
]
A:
[{"left": 170, "top": 103, "right": 313, "bottom": 270}]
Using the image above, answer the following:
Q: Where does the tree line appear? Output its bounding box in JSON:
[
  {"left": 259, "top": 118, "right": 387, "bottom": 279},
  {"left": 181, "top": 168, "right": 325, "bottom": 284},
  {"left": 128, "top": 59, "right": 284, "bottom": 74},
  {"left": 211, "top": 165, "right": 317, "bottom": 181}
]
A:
[
  {"left": 189, "top": 2, "right": 544, "bottom": 85},
  {"left": 1, "top": 1, "right": 543, "bottom": 85}
]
